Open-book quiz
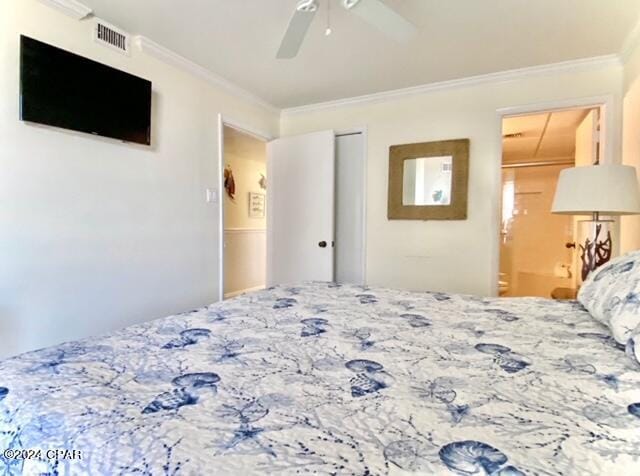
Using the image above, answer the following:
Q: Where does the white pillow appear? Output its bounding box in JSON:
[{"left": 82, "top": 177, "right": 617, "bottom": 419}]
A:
[{"left": 578, "top": 250, "right": 640, "bottom": 345}]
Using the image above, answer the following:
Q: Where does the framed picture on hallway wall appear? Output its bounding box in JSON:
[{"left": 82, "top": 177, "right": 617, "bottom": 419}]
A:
[{"left": 249, "top": 192, "right": 265, "bottom": 218}]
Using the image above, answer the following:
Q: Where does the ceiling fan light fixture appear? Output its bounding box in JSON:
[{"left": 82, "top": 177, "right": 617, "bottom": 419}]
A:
[
  {"left": 297, "top": 0, "right": 319, "bottom": 13},
  {"left": 343, "top": 0, "right": 361, "bottom": 9},
  {"left": 278, "top": 0, "right": 416, "bottom": 59},
  {"left": 325, "top": 0, "right": 333, "bottom": 36}
]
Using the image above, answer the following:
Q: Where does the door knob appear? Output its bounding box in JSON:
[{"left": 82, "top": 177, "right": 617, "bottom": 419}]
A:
[{"left": 318, "top": 241, "right": 327, "bottom": 248}]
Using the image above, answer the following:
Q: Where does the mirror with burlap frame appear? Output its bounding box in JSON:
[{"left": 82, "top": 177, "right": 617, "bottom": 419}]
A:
[{"left": 388, "top": 139, "right": 469, "bottom": 220}]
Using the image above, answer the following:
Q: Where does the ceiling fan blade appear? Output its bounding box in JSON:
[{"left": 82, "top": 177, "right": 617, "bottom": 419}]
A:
[
  {"left": 276, "top": 8, "right": 317, "bottom": 59},
  {"left": 347, "top": 0, "right": 417, "bottom": 43}
]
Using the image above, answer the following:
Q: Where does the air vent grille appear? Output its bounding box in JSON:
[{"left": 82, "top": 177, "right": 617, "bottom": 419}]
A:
[
  {"left": 442, "top": 162, "right": 453, "bottom": 172},
  {"left": 93, "top": 19, "right": 130, "bottom": 55}
]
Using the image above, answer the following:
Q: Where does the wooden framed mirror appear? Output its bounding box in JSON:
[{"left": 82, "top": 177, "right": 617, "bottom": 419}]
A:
[{"left": 387, "top": 139, "right": 469, "bottom": 220}]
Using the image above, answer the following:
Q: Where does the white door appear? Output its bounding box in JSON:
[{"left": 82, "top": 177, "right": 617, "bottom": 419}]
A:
[
  {"left": 267, "top": 130, "right": 335, "bottom": 286},
  {"left": 575, "top": 109, "right": 599, "bottom": 167},
  {"left": 335, "top": 132, "right": 366, "bottom": 284}
]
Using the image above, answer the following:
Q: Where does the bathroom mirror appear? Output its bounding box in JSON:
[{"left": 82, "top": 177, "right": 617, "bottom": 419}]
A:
[{"left": 388, "top": 139, "right": 469, "bottom": 220}]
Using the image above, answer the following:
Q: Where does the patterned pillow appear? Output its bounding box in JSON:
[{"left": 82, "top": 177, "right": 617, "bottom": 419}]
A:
[
  {"left": 578, "top": 250, "right": 640, "bottom": 344},
  {"left": 626, "top": 327, "right": 640, "bottom": 366}
]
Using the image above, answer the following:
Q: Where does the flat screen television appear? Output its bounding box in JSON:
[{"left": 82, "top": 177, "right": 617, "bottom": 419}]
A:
[{"left": 20, "top": 35, "right": 152, "bottom": 145}]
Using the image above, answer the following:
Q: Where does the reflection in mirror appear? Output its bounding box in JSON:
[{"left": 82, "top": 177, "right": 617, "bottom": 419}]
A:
[{"left": 402, "top": 156, "right": 453, "bottom": 206}]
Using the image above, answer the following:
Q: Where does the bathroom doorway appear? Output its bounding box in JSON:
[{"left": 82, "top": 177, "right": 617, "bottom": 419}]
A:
[{"left": 499, "top": 106, "right": 601, "bottom": 298}]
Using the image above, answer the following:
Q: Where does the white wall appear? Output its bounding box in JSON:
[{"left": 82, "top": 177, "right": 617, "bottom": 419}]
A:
[
  {"left": 0, "top": 0, "right": 279, "bottom": 358},
  {"left": 281, "top": 67, "right": 623, "bottom": 296},
  {"left": 622, "top": 40, "right": 640, "bottom": 253}
]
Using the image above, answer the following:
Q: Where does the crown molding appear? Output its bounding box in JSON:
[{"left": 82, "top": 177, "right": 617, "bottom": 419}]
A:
[
  {"left": 36, "top": 0, "right": 92, "bottom": 20},
  {"left": 32, "top": 0, "right": 630, "bottom": 116},
  {"left": 35, "top": 0, "right": 278, "bottom": 114},
  {"left": 134, "top": 36, "right": 279, "bottom": 114},
  {"left": 281, "top": 55, "right": 622, "bottom": 115},
  {"left": 620, "top": 17, "right": 640, "bottom": 64}
]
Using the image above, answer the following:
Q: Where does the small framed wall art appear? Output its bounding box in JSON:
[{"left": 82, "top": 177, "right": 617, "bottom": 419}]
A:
[{"left": 249, "top": 192, "right": 266, "bottom": 218}]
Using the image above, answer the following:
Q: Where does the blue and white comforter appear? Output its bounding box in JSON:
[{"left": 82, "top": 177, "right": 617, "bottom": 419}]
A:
[{"left": 1, "top": 283, "right": 640, "bottom": 475}]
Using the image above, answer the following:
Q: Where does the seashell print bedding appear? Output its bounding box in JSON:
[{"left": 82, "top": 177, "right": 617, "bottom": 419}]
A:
[{"left": 1, "top": 283, "right": 639, "bottom": 475}]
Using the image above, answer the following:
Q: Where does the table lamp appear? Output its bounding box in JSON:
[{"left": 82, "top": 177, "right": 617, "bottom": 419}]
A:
[{"left": 552, "top": 164, "right": 640, "bottom": 281}]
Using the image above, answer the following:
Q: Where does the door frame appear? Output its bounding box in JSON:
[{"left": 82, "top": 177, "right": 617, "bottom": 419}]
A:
[
  {"left": 217, "top": 114, "right": 274, "bottom": 301},
  {"left": 335, "top": 126, "right": 369, "bottom": 285},
  {"left": 492, "top": 94, "right": 617, "bottom": 296}
]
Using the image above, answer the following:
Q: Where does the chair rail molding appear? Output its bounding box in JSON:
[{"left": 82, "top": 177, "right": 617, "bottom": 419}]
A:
[
  {"left": 36, "top": 0, "right": 93, "bottom": 20},
  {"left": 224, "top": 228, "right": 267, "bottom": 234}
]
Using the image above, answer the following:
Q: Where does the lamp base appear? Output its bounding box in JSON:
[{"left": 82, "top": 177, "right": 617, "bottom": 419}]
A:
[{"left": 577, "top": 219, "right": 612, "bottom": 283}]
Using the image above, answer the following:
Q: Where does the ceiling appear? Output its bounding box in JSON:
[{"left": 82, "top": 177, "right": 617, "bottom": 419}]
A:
[
  {"left": 224, "top": 126, "right": 266, "bottom": 161},
  {"left": 502, "top": 108, "right": 592, "bottom": 164},
  {"left": 80, "top": 0, "right": 640, "bottom": 108}
]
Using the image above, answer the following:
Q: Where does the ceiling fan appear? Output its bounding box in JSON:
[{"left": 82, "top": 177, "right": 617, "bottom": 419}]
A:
[{"left": 276, "top": 0, "right": 417, "bottom": 59}]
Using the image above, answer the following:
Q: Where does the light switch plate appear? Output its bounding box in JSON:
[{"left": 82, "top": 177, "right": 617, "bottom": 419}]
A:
[{"left": 206, "top": 189, "right": 218, "bottom": 203}]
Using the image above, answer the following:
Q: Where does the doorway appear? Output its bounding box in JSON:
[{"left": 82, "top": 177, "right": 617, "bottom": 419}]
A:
[
  {"left": 219, "top": 123, "right": 367, "bottom": 300},
  {"left": 499, "top": 106, "right": 601, "bottom": 298},
  {"left": 221, "top": 124, "right": 268, "bottom": 299}
]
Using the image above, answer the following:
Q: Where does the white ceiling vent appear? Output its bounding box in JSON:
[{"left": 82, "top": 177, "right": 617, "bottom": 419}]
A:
[{"left": 93, "top": 19, "right": 130, "bottom": 56}]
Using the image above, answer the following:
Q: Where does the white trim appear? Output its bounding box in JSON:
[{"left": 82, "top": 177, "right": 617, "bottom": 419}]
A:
[
  {"left": 281, "top": 55, "right": 621, "bottom": 115},
  {"left": 335, "top": 127, "right": 368, "bottom": 286},
  {"left": 31, "top": 0, "right": 632, "bottom": 114},
  {"left": 496, "top": 96, "right": 613, "bottom": 116},
  {"left": 335, "top": 128, "right": 365, "bottom": 135},
  {"left": 217, "top": 115, "right": 225, "bottom": 302},
  {"left": 361, "top": 128, "right": 368, "bottom": 286},
  {"left": 37, "top": 0, "right": 92, "bottom": 20},
  {"left": 135, "top": 36, "right": 279, "bottom": 114},
  {"left": 217, "top": 115, "right": 272, "bottom": 302},
  {"left": 492, "top": 94, "right": 616, "bottom": 297},
  {"left": 222, "top": 117, "right": 275, "bottom": 143},
  {"left": 496, "top": 95, "right": 618, "bottom": 166},
  {"left": 224, "top": 285, "right": 265, "bottom": 299}
]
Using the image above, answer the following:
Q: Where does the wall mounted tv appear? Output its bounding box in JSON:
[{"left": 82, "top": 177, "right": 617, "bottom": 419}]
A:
[{"left": 20, "top": 35, "right": 152, "bottom": 145}]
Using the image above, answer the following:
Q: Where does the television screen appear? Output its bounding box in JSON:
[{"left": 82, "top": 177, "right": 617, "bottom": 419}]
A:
[{"left": 20, "top": 35, "right": 152, "bottom": 145}]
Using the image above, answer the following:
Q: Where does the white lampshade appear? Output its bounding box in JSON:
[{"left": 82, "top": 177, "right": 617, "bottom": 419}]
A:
[{"left": 552, "top": 164, "right": 640, "bottom": 216}]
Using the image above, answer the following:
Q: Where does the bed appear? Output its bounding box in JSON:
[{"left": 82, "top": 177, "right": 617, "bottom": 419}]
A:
[{"left": 1, "top": 280, "right": 640, "bottom": 475}]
